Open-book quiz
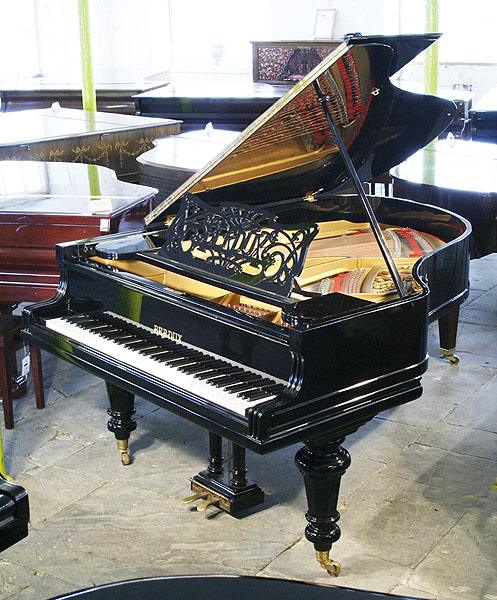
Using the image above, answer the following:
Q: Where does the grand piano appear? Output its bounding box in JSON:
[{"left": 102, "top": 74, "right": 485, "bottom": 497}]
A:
[{"left": 22, "top": 34, "right": 470, "bottom": 575}]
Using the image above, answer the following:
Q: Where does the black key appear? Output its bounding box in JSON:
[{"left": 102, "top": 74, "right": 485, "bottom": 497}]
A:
[
  {"left": 224, "top": 382, "right": 256, "bottom": 393},
  {"left": 241, "top": 390, "right": 273, "bottom": 401},
  {"left": 124, "top": 340, "right": 155, "bottom": 351},
  {"left": 195, "top": 370, "right": 224, "bottom": 380},
  {"left": 252, "top": 378, "right": 276, "bottom": 389},
  {"left": 155, "top": 352, "right": 183, "bottom": 363},
  {"left": 178, "top": 363, "right": 211, "bottom": 374},
  {"left": 232, "top": 372, "right": 263, "bottom": 383},
  {"left": 222, "top": 367, "right": 246, "bottom": 376},
  {"left": 96, "top": 327, "right": 121, "bottom": 336},
  {"left": 180, "top": 358, "right": 223, "bottom": 374},
  {"left": 140, "top": 346, "right": 172, "bottom": 356},
  {"left": 149, "top": 348, "right": 177, "bottom": 359},
  {"left": 260, "top": 384, "right": 284, "bottom": 394},
  {"left": 137, "top": 344, "right": 164, "bottom": 355},
  {"left": 86, "top": 323, "right": 113, "bottom": 332},
  {"left": 209, "top": 376, "right": 240, "bottom": 387},
  {"left": 167, "top": 357, "right": 198, "bottom": 368},
  {"left": 113, "top": 334, "right": 139, "bottom": 344},
  {"left": 66, "top": 314, "right": 99, "bottom": 324}
]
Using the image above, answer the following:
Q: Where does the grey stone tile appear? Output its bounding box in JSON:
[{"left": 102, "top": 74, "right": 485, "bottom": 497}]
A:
[
  {"left": 460, "top": 287, "right": 487, "bottom": 308},
  {"left": 1, "top": 413, "right": 68, "bottom": 478},
  {"left": 417, "top": 421, "right": 497, "bottom": 459},
  {"left": 453, "top": 322, "right": 497, "bottom": 361},
  {"left": 3, "top": 481, "right": 299, "bottom": 583},
  {"left": 345, "top": 418, "right": 425, "bottom": 464},
  {"left": 55, "top": 433, "right": 206, "bottom": 497},
  {"left": 334, "top": 473, "right": 472, "bottom": 568},
  {"left": 380, "top": 360, "right": 493, "bottom": 429},
  {"left": 460, "top": 288, "right": 497, "bottom": 326},
  {"left": 0, "top": 560, "right": 35, "bottom": 600},
  {"left": 445, "top": 374, "right": 497, "bottom": 433},
  {"left": 22, "top": 435, "right": 87, "bottom": 470},
  {"left": 382, "top": 443, "right": 496, "bottom": 498},
  {"left": 1, "top": 575, "right": 80, "bottom": 600},
  {"left": 468, "top": 254, "right": 497, "bottom": 291},
  {"left": 262, "top": 536, "right": 409, "bottom": 593},
  {"left": 406, "top": 496, "right": 497, "bottom": 600},
  {"left": 14, "top": 465, "right": 107, "bottom": 525},
  {"left": 389, "top": 584, "right": 436, "bottom": 599}
]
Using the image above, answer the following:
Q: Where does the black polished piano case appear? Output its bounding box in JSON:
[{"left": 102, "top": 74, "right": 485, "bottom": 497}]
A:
[
  {"left": 0, "top": 478, "right": 29, "bottom": 551},
  {"left": 23, "top": 33, "right": 471, "bottom": 576}
]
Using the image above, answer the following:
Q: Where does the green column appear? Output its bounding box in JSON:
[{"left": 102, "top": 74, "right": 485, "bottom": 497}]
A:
[
  {"left": 78, "top": 0, "right": 97, "bottom": 112},
  {"left": 424, "top": 0, "right": 439, "bottom": 96}
]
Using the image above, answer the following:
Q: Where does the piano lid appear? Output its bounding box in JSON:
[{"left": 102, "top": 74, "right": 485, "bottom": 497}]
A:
[{"left": 146, "top": 34, "right": 455, "bottom": 226}]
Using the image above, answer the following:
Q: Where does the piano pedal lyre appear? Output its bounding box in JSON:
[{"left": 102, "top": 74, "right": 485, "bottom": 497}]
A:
[
  {"left": 315, "top": 550, "right": 341, "bottom": 576},
  {"left": 117, "top": 439, "right": 131, "bottom": 465},
  {"left": 182, "top": 480, "right": 224, "bottom": 512}
]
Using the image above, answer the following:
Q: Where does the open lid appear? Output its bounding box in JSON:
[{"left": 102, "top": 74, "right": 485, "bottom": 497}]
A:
[{"left": 146, "top": 33, "right": 455, "bottom": 226}]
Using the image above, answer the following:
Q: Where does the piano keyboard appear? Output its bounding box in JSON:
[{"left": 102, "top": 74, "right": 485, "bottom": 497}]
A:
[{"left": 45, "top": 311, "right": 285, "bottom": 416}]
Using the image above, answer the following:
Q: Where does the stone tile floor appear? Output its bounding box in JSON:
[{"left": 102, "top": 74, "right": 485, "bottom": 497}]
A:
[{"left": 0, "top": 255, "right": 496, "bottom": 600}]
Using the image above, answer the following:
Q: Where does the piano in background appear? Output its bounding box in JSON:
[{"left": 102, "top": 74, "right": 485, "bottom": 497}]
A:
[
  {"left": 392, "top": 138, "right": 497, "bottom": 259},
  {"left": 0, "top": 161, "right": 159, "bottom": 315},
  {"left": 391, "top": 139, "right": 497, "bottom": 363},
  {"left": 137, "top": 128, "right": 239, "bottom": 202},
  {"left": 134, "top": 80, "right": 293, "bottom": 132},
  {"left": 0, "top": 107, "right": 180, "bottom": 182},
  {"left": 134, "top": 40, "right": 342, "bottom": 133},
  {"left": 0, "top": 478, "right": 29, "bottom": 552},
  {"left": 23, "top": 34, "right": 471, "bottom": 576},
  {"left": 0, "top": 72, "right": 169, "bottom": 115},
  {"left": 469, "top": 86, "right": 497, "bottom": 142}
]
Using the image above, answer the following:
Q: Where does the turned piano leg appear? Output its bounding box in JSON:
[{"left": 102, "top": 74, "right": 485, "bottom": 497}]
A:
[
  {"left": 295, "top": 437, "right": 351, "bottom": 576},
  {"left": 184, "top": 433, "right": 264, "bottom": 515},
  {"left": 438, "top": 306, "right": 460, "bottom": 365},
  {"left": 106, "top": 382, "right": 137, "bottom": 465}
]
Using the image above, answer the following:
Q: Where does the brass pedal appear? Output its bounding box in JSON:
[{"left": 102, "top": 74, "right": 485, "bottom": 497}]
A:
[
  {"left": 196, "top": 494, "right": 220, "bottom": 512},
  {"left": 182, "top": 491, "right": 207, "bottom": 504}
]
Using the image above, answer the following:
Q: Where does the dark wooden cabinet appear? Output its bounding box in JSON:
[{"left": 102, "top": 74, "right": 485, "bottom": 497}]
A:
[
  {"left": 251, "top": 40, "right": 342, "bottom": 84},
  {"left": 0, "top": 161, "right": 158, "bottom": 310}
]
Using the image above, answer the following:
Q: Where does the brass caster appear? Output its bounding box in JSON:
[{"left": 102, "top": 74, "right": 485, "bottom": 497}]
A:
[
  {"left": 440, "top": 348, "right": 459, "bottom": 365},
  {"left": 117, "top": 439, "right": 131, "bottom": 465},
  {"left": 315, "top": 550, "right": 341, "bottom": 576}
]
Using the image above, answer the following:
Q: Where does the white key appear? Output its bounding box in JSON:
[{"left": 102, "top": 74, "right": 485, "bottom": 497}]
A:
[{"left": 45, "top": 313, "right": 281, "bottom": 416}]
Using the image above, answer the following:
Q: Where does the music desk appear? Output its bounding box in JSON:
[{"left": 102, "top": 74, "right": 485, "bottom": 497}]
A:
[
  {"left": 391, "top": 139, "right": 497, "bottom": 258},
  {"left": 0, "top": 160, "right": 158, "bottom": 312},
  {"left": 0, "top": 107, "right": 180, "bottom": 181}
]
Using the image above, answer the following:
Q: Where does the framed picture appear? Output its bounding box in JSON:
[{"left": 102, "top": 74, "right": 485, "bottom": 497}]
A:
[{"left": 314, "top": 9, "right": 336, "bottom": 40}]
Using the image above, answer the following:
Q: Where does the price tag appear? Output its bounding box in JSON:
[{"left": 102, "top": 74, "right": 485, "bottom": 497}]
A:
[{"left": 21, "top": 354, "right": 30, "bottom": 377}]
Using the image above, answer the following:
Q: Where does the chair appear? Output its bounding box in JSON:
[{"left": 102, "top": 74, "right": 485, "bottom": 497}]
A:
[{"left": 0, "top": 315, "right": 44, "bottom": 429}]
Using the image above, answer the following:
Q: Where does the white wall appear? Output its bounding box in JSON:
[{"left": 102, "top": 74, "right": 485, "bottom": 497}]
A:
[
  {"left": 1, "top": 0, "right": 494, "bottom": 103},
  {"left": 29, "top": 0, "right": 172, "bottom": 82},
  {"left": 268, "top": 0, "right": 386, "bottom": 41}
]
